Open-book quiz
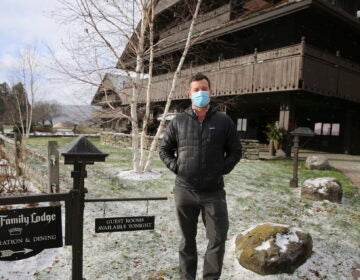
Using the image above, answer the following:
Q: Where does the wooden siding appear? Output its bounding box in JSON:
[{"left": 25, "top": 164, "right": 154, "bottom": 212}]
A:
[
  {"left": 253, "top": 44, "right": 302, "bottom": 92},
  {"left": 157, "top": 4, "right": 231, "bottom": 49},
  {"left": 303, "top": 44, "right": 360, "bottom": 103},
  {"left": 119, "top": 42, "right": 360, "bottom": 105}
]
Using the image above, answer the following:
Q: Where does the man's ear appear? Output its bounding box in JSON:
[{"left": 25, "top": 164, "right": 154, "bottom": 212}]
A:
[{"left": 188, "top": 90, "right": 192, "bottom": 99}]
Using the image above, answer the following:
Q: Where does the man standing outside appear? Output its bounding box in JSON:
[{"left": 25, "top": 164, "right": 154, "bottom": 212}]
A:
[{"left": 159, "top": 73, "right": 242, "bottom": 279}]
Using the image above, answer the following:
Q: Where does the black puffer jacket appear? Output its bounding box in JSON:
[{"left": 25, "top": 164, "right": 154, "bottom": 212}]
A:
[{"left": 159, "top": 106, "right": 242, "bottom": 192}]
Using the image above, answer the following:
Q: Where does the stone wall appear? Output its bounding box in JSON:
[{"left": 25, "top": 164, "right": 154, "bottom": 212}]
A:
[
  {"left": 240, "top": 139, "right": 260, "bottom": 160},
  {"left": 100, "top": 132, "right": 158, "bottom": 150},
  {"left": 101, "top": 132, "right": 260, "bottom": 159}
]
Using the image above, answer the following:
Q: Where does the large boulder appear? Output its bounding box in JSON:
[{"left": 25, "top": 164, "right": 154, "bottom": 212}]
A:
[
  {"left": 305, "top": 155, "right": 330, "bottom": 170},
  {"left": 235, "top": 222, "right": 313, "bottom": 275},
  {"left": 301, "top": 177, "right": 342, "bottom": 203}
]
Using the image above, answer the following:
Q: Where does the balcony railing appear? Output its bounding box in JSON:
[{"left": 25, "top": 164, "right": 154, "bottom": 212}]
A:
[
  {"left": 118, "top": 41, "right": 360, "bottom": 105},
  {"left": 92, "top": 93, "right": 122, "bottom": 106},
  {"left": 302, "top": 45, "right": 360, "bottom": 103},
  {"left": 157, "top": 4, "right": 231, "bottom": 49}
]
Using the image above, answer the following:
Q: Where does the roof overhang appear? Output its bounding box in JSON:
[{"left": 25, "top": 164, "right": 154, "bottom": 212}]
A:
[
  {"left": 154, "top": 0, "right": 181, "bottom": 15},
  {"left": 152, "top": 0, "right": 360, "bottom": 58}
]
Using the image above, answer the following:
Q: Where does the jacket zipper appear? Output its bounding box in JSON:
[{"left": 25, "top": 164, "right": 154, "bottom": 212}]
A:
[
  {"left": 199, "top": 122, "right": 203, "bottom": 175},
  {"left": 199, "top": 119, "right": 207, "bottom": 186}
]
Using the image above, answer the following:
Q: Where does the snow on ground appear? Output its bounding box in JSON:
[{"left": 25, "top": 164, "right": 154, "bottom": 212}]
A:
[
  {"left": 0, "top": 248, "right": 62, "bottom": 280},
  {"left": 117, "top": 170, "right": 161, "bottom": 181},
  {"left": 1, "top": 140, "right": 359, "bottom": 279}
]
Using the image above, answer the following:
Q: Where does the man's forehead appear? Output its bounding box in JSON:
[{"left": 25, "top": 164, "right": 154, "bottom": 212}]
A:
[{"left": 190, "top": 79, "right": 209, "bottom": 88}]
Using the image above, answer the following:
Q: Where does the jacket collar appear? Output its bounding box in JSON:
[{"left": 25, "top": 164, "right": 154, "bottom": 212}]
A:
[{"left": 185, "top": 105, "right": 218, "bottom": 120}]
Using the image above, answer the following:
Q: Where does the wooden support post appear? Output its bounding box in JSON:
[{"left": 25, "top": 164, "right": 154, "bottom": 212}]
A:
[
  {"left": 48, "top": 141, "right": 60, "bottom": 194},
  {"left": 279, "top": 104, "right": 290, "bottom": 131},
  {"left": 14, "top": 132, "right": 22, "bottom": 177},
  {"left": 290, "top": 135, "right": 300, "bottom": 188},
  {"left": 343, "top": 110, "right": 353, "bottom": 154},
  {"left": 71, "top": 162, "right": 87, "bottom": 280},
  {"left": 279, "top": 99, "right": 294, "bottom": 157}
]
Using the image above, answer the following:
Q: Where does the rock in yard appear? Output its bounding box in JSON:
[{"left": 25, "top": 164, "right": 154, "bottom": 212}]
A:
[
  {"left": 305, "top": 155, "right": 330, "bottom": 170},
  {"left": 235, "top": 222, "right": 313, "bottom": 275},
  {"left": 301, "top": 177, "right": 342, "bottom": 203}
]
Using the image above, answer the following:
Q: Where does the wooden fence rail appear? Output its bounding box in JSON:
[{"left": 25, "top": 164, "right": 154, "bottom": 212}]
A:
[{"left": 0, "top": 134, "right": 59, "bottom": 193}]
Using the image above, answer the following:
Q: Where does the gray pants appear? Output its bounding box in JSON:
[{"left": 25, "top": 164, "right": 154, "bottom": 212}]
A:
[{"left": 173, "top": 186, "right": 229, "bottom": 280}]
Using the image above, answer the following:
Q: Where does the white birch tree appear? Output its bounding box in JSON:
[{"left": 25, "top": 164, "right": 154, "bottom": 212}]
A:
[
  {"left": 11, "top": 46, "right": 40, "bottom": 138},
  {"left": 143, "top": 0, "right": 203, "bottom": 171},
  {"left": 52, "top": 0, "right": 203, "bottom": 172}
]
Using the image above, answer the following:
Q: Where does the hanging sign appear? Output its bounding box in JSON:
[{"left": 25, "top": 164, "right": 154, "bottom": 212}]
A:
[
  {"left": 95, "top": 216, "right": 155, "bottom": 233},
  {"left": 0, "top": 206, "right": 62, "bottom": 261}
]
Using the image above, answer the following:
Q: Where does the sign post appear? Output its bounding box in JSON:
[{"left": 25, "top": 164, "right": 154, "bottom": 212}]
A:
[{"left": 60, "top": 136, "right": 108, "bottom": 280}]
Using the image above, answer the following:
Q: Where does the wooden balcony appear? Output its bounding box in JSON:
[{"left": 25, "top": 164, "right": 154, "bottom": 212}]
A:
[
  {"left": 302, "top": 46, "right": 360, "bottom": 103},
  {"left": 157, "top": 4, "right": 231, "bottom": 50},
  {"left": 96, "top": 92, "right": 121, "bottom": 106},
  {"left": 119, "top": 42, "right": 360, "bottom": 105},
  {"left": 92, "top": 107, "right": 129, "bottom": 119}
]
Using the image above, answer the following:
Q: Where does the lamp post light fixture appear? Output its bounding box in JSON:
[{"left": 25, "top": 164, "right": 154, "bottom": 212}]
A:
[{"left": 289, "top": 127, "right": 315, "bottom": 188}]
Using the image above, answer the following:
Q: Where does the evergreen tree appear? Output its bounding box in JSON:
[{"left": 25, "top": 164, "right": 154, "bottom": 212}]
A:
[
  {"left": 0, "top": 82, "right": 11, "bottom": 97},
  {"left": 0, "top": 82, "right": 11, "bottom": 123}
]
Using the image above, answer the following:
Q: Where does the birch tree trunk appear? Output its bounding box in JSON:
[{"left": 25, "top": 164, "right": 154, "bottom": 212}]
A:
[
  {"left": 14, "top": 92, "right": 25, "bottom": 137},
  {"left": 140, "top": 0, "right": 154, "bottom": 170},
  {"left": 25, "top": 49, "right": 36, "bottom": 138},
  {"left": 143, "top": 0, "right": 203, "bottom": 172},
  {"left": 131, "top": 0, "right": 148, "bottom": 173},
  {"left": 12, "top": 47, "right": 38, "bottom": 138},
  {"left": 54, "top": 0, "right": 155, "bottom": 172}
]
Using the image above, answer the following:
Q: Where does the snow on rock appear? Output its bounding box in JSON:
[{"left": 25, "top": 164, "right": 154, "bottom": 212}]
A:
[
  {"left": 235, "top": 222, "right": 312, "bottom": 275},
  {"left": 305, "top": 155, "right": 330, "bottom": 170},
  {"left": 301, "top": 177, "right": 342, "bottom": 203},
  {"left": 255, "top": 240, "right": 271, "bottom": 251},
  {"left": 275, "top": 227, "right": 301, "bottom": 253}
]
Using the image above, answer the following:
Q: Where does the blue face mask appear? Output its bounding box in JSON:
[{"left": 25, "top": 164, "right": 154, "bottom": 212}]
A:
[{"left": 191, "top": 91, "right": 210, "bottom": 107}]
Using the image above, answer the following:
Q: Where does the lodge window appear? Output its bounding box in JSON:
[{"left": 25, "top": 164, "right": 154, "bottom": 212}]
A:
[
  {"left": 314, "top": 123, "right": 340, "bottom": 136},
  {"left": 237, "top": 118, "right": 247, "bottom": 131}
]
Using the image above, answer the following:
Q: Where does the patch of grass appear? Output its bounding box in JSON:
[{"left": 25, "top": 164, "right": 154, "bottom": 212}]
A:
[
  {"left": 20, "top": 137, "right": 360, "bottom": 202},
  {"left": 261, "top": 158, "right": 358, "bottom": 200},
  {"left": 23, "top": 136, "right": 77, "bottom": 147}
]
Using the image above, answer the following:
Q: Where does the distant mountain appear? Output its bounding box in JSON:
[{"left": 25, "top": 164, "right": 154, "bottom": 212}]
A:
[{"left": 53, "top": 105, "right": 100, "bottom": 125}]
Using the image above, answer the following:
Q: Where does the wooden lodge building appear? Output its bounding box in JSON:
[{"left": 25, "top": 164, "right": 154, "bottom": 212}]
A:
[
  {"left": 91, "top": 73, "right": 130, "bottom": 131},
  {"left": 93, "top": 0, "right": 360, "bottom": 154}
]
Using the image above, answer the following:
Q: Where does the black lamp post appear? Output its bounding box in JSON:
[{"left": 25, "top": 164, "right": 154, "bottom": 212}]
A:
[
  {"left": 289, "top": 127, "right": 314, "bottom": 188},
  {"left": 60, "top": 136, "right": 108, "bottom": 280}
]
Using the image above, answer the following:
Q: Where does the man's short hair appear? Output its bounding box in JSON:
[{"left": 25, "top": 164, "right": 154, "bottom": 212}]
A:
[{"left": 189, "top": 72, "right": 211, "bottom": 89}]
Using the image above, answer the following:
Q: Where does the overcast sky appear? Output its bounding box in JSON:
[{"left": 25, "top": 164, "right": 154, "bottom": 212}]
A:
[{"left": 0, "top": 0, "right": 96, "bottom": 105}]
